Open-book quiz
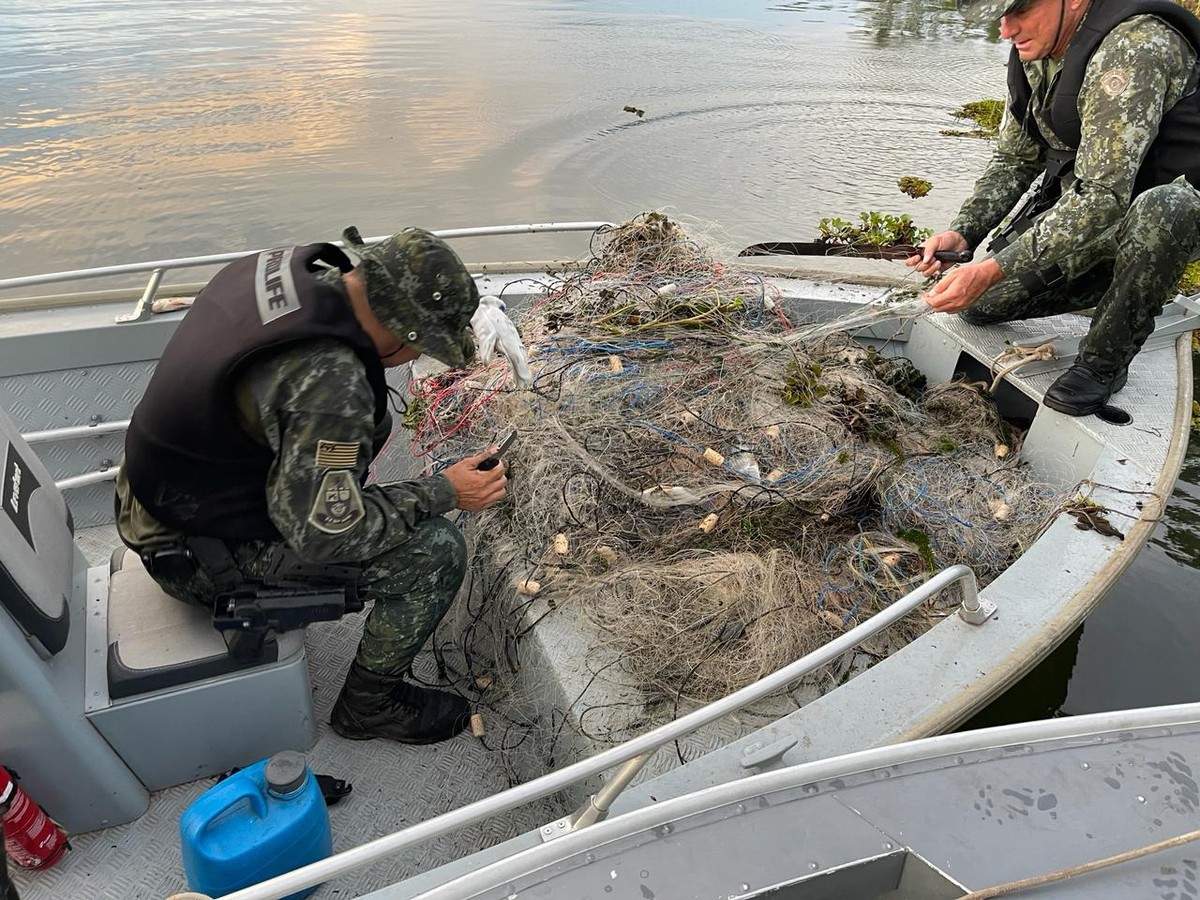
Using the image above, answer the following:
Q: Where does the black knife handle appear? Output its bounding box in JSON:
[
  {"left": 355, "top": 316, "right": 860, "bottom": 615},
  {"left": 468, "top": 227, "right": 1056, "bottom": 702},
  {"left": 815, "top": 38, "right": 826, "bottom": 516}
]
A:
[{"left": 931, "top": 250, "right": 973, "bottom": 263}]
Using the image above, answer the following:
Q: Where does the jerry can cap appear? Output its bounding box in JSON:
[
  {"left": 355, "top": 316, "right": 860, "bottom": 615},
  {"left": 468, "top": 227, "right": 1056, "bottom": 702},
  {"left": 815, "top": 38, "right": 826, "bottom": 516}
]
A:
[{"left": 265, "top": 751, "right": 307, "bottom": 795}]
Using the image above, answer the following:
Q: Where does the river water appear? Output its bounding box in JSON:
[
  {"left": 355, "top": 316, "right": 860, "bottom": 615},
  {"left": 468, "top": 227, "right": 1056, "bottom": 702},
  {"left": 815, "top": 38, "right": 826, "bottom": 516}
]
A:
[{"left": 1, "top": 0, "right": 1196, "bottom": 721}]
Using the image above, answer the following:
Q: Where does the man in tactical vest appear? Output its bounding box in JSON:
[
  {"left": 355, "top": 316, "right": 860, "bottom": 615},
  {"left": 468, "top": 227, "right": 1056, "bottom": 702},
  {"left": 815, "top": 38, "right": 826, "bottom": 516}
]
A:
[
  {"left": 908, "top": 0, "right": 1200, "bottom": 416},
  {"left": 116, "top": 227, "right": 510, "bottom": 744}
]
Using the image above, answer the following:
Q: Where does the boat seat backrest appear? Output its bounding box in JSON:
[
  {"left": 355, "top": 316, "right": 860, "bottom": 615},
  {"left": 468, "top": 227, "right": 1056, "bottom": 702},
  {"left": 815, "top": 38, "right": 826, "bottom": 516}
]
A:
[{"left": 0, "top": 407, "right": 74, "bottom": 659}]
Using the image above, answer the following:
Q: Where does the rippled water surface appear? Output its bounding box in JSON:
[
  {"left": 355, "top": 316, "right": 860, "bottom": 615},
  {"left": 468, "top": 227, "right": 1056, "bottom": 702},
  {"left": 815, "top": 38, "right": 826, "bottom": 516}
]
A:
[{"left": 1, "top": 0, "right": 1196, "bottom": 718}]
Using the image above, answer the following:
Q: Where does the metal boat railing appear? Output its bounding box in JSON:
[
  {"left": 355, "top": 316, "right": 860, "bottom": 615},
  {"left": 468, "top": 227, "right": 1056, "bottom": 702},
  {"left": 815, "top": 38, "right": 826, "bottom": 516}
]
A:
[
  {"left": 18, "top": 420, "right": 129, "bottom": 490},
  {"left": 0, "top": 220, "right": 614, "bottom": 321},
  {"left": 20, "top": 419, "right": 128, "bottom": 491},
  {"left": 0, "top": 221, "right": 613, "bottom": 293},
  {"left": 210, "top": 564, "right": 984, "bottom": 900},
  {"left": 9, "top": 221, "right": 615, "bottom": 490}
]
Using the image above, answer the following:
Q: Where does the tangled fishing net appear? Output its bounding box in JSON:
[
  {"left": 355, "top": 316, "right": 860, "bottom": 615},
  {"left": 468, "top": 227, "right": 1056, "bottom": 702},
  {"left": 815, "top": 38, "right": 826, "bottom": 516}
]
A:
[{"left": 402, "top": 213, "right": 1066, "bottom": 764}]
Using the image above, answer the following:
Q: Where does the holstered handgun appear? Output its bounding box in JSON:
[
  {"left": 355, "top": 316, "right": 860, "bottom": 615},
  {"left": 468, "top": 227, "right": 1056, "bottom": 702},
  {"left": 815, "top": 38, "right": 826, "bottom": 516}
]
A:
[
  {"left": 213, "top": 584, "right": 364, "bottom": 663},
  {"left": 143, "top": 538, "right": 365, "bottom": 664}
]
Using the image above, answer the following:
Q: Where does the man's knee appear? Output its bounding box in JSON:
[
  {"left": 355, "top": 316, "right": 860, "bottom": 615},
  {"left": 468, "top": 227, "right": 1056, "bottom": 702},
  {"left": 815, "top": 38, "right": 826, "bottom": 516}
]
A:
[
  {"left": 365, "top": 516, "right": 467, "bottom": 593},
  {"left": 1124, "top": 181, "right": 1200, "bottom": 247},
  {"left": 957, "top": 277, "right": 1032, "bottom": 327},
  {"left": 421, "top": 517, "right": 468, "bottom": 582}
]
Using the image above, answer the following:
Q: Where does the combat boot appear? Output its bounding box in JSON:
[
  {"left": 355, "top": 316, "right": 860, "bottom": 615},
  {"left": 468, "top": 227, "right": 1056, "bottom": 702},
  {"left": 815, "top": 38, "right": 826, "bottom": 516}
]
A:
[
  {"left": 1043, "top": 362, "right": 1127, "bottom": 417},
  {"left": 330, "top": 661, "right": 470, "bottom": 744}
]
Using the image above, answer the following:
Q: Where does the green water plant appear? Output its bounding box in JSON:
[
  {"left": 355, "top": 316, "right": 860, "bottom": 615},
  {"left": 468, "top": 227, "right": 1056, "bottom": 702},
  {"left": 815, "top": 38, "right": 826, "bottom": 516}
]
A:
[
  {"left": 782, "top": 361, "right": 828, "bottom": 407},
  {"left": 898, "top": 176, "right": 932, "bottom": 199},
  {"left": 860, "top": 347, "right": 927, "bottom": 401},
  {"left": 896, "top": 528, "right": 936, "bottom": 572},
  {"left": 1178, "top": 260, "right": 1200, "bottom": 294},
  {"left": 942, "top": 99, "right": 1005, "bottom": 138},
  {"left": 817, "top": 212, "right": 932, "bottom": 247}
]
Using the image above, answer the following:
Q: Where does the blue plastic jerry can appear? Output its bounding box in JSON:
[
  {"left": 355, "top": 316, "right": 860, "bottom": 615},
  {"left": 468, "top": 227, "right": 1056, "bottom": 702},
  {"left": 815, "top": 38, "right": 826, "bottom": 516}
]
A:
[{"left": 180, "top": 751, "right": 332, "bottom": 899}]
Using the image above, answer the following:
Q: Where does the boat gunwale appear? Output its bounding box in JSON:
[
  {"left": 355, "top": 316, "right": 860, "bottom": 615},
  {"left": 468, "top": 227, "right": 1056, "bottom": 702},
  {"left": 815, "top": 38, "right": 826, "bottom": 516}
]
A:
[{"left": 399, "top": 698, "right": 1200, "bottom": 900}]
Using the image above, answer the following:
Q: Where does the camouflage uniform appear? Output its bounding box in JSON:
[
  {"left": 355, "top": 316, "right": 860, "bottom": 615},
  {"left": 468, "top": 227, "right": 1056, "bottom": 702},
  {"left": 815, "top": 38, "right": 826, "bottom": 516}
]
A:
[
  {"left": 117, "top": 338, "right": 465, "bottom": 675},
  {"left": 951, "top": 16, "right": 1200, "bottom": 376},
  {"left": 117, "top": 229, "right": 480, "bottom": 677}
]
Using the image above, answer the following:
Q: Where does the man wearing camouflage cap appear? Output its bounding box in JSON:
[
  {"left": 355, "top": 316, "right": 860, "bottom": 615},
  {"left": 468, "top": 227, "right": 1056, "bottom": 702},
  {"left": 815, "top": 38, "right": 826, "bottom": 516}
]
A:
[
  {"left": 116, "top": 227, "right": 508, "bottom": 744},
  {"left": 909, "top": 0, "right": 1200, "bottom": 416}
]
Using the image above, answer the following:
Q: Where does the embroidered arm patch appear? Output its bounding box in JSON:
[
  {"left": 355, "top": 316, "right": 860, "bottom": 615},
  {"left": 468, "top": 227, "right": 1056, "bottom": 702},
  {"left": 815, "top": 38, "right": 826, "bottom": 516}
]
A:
[
  {"left": 1100, "top": 68, "right": 1130, "bottom": 98},
  {"left": 308, "top": 470, "right": 365, "bottom": 534},
  {"left": 315, "top": 439, "right": 359, "bottom": 469}
]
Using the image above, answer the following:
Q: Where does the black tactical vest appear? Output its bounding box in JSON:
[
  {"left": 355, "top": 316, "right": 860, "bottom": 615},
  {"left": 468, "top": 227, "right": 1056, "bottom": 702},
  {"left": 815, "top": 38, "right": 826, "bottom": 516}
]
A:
[
  {"left": 124, "top": 243, "right": 388, "bottom": 540},
  {"left": 1007, "top": 0, "right": 1200, "bottom": 198}
]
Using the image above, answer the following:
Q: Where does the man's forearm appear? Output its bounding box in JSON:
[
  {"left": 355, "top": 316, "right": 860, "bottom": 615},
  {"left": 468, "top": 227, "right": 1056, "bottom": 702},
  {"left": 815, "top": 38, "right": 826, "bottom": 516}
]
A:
[{"left": 950, "top": 156, "right": 1043, "bottom": 249}]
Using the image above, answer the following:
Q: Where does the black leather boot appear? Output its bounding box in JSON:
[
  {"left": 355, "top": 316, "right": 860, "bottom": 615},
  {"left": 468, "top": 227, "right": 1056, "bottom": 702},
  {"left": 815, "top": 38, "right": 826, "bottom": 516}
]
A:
[
  {"left": 330, "top": 661, "right": 470, "bottom": 744},
  {"left": 1043, "top": 362, "right": 1128, "bottom": 416}
]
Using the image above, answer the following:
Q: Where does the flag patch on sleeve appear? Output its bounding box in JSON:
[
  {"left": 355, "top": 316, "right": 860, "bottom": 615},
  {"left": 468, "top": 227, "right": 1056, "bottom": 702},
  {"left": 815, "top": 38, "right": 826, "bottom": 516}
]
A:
[{"left": 315, "top": 440, "right": 359, "bottom": 469}]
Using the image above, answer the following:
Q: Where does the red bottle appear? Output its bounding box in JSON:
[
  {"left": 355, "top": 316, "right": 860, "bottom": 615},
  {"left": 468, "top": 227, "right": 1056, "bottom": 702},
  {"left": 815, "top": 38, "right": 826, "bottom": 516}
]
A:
[{"left": 0, "top": 767, "right": 68, "bottom": 870}]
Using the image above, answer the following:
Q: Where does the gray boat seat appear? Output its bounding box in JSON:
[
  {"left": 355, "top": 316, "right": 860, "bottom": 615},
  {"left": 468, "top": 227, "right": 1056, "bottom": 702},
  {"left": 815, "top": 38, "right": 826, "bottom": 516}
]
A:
[
  {"left": 105, "top": 547, "right": 300, "bottom": 700},
  {"left": 1, "top": 407, "right": 149, "bottom": 832},
  {"left": 0, "top": 404, "right": 317, "bottom": 828}
]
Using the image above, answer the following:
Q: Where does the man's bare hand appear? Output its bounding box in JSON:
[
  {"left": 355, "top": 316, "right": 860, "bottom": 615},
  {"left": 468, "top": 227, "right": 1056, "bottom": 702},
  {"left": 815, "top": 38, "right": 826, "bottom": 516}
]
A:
[
  {"left": 444, "top": 449, "right": 508, "bottom": 512},
  {"left": 906, "top": 230, "right": 970, "bottom": 277},
  {"left": 923, "top": 258, "right": 1005, "bottom": 314}
]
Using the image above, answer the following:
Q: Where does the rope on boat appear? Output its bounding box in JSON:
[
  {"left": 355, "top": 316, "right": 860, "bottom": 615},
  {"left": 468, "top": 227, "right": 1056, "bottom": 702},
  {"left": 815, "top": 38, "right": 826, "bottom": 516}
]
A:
[
  {"left": 960, "top": 825, "right": 1200, "bottom": 898},
  {"left": 987, "top": 342, "right": 1057, "bottom": 394}
]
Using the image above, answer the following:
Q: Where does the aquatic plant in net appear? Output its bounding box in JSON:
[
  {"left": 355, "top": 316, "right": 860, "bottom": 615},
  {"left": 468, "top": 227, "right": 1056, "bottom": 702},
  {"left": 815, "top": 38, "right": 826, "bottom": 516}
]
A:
[{"left": 407, "top": 213, "right": 1065, "bottom": 763}]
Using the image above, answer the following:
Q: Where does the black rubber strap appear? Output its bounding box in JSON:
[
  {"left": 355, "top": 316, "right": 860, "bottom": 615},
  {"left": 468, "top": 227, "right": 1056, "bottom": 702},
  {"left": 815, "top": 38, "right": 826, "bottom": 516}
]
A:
[
  {"left": 1017, "top": 262, "right": 1067, "bottom": 295},
  {"left": 315, "top": 773, "right": 353, "bottom": 805},
  {"left": 185, "top": 537, "right": 245, "bottom": 593}
]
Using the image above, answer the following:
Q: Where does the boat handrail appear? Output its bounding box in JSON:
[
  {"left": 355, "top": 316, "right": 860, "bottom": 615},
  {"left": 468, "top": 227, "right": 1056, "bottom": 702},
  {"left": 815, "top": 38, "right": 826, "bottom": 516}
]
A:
[
  {"left": 0, "top": 221, "right": 615, "bottom": 322},
  {"left": 22, "top": 420, "right": 131, "bottom": 444},
  {"left": 213, "top": 564, "right": 983, "bottom": 900},
  {"left": 0, "top": 222, "right": 614, "bottom": 292}
]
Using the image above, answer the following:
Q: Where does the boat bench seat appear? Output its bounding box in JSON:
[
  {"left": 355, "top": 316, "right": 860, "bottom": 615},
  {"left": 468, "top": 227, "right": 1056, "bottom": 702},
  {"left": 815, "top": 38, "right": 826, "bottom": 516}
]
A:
[
  {"left": 0, "top": 402, "right": 318, "bottom": 827},
  {"left": 105, "top": 547, "right": 301, "bottom": 700}
]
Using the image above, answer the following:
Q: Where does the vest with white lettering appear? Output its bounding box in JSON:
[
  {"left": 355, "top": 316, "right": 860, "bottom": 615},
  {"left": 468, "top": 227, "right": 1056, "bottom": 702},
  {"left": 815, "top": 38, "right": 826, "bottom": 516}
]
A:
[{"left": 124, "top": 243, "right": 388, "bottom": 540}]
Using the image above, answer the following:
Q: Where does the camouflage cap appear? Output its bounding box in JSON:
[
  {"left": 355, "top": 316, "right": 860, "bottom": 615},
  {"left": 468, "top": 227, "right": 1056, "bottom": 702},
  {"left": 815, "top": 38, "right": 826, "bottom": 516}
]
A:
[
  {"left": 957, "top": 0, "right": 1035, "bottom": 22},
  {"left": 357, "top": 228, "right": 479, "bottom": 369}
]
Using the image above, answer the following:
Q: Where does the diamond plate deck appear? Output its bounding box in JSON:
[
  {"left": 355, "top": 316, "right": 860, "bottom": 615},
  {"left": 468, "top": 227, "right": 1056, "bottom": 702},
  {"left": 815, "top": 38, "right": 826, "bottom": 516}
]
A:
[
  {"left": 11, "top": 529, "right": 566, "bottom": 900},
  {"left": 928, "top": 307, "right": 1181, "bottom": 474}
]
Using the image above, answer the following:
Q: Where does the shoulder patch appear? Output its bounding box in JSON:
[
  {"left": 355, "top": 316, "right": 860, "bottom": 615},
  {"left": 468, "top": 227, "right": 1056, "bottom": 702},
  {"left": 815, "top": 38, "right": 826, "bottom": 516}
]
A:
[
  {"left": 1100, "top": 68, "right": 1130, "bottom": 98},
  {"left": 308, "top": 470, "right": 365, "bottom": 534},
  {"left": 315, "top": 439, "right": 359, "bottom": 469}
]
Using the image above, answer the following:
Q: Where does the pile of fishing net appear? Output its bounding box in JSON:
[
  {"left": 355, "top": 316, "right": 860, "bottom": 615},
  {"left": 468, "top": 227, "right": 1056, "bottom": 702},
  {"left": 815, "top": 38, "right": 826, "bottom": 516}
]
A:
[{"left": 404, "top": 213, "right": 1065, "bottom": 753}]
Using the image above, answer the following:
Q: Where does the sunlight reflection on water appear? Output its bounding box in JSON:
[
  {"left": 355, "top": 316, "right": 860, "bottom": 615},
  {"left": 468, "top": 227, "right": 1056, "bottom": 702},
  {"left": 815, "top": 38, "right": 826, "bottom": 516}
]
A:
[{"left": 0, "top": 0, "right": 1005, "bottom": 271}]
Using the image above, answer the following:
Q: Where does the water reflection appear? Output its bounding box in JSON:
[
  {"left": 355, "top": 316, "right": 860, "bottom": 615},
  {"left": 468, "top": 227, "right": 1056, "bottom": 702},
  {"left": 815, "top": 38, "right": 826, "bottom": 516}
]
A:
[
  {"left": 1154, "top": 416, "right": 1200, "bottom": 568},
  {"left": 773, "top": 0, "right": 1003, "bottom": 44},
  {"left": 959, "top": 626, "right": 1082, "bottom": 729},
  {"left": 0, "top": 0, "right": 1007, "bottom": 276}
]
